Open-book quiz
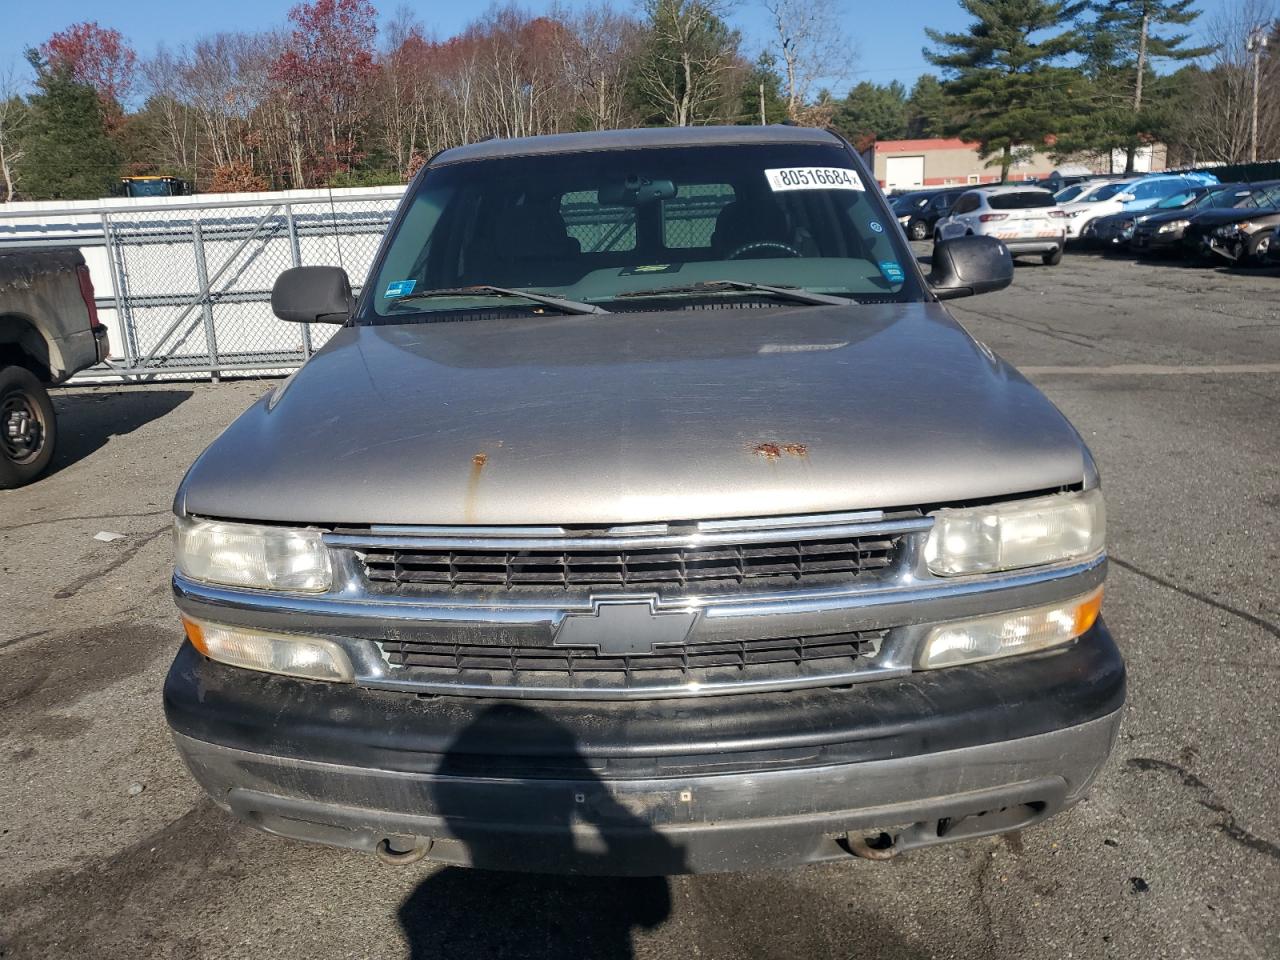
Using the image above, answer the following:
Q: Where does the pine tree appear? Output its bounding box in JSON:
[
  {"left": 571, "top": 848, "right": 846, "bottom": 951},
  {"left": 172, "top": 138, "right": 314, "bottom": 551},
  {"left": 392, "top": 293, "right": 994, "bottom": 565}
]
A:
[
  {"left": 1083, "top": 1, "right": 1215, "bottom": 171},
  {"left": 740, "top": 54, "right": 790, "bottom": 126},
  {"left": 833, "top": 81, "right": 909, "bottom": 146},
  {"left": 925, "top": 0, "right": 1088, "bottom": 181},
  {"left": 16, "top": 52, "right": 121, "bottom": 200},
  {"left": 905, "top": 74, "right": 949, "bottom": 138}
]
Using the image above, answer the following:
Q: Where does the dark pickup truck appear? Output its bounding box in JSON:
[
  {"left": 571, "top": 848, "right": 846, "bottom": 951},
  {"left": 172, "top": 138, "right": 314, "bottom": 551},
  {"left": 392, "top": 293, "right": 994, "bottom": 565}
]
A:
[
  {"left": 165, "top": 126, "right": 1123, "bottom": 875},
  {"left": 0, "top": 249, "right": 110, "bottom": 487}
]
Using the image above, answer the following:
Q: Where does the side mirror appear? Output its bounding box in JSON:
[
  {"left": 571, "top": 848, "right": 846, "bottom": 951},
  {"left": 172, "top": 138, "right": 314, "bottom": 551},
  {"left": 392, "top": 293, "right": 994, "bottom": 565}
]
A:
[
  {"left": 927, "top": 235, "right": 1014, "bottom": 301},
  {"left": 271, "top": 266, "right": 353, "bottom": 324},
  {"left": 1116, "top": 192, "right": 1136, "bottom": 202}
]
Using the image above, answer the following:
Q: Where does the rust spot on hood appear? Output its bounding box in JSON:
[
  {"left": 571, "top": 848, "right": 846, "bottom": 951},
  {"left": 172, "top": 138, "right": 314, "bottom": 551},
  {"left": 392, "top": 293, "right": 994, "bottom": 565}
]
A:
[
  {"left": 752, "top": 442, "right": 783, "bottom": 462},
  {"left": 464, "top": 452, "right": 489, "bottom": 522},
  {"left": 751, "top": 442, "right": 808, "bottom": 462}
]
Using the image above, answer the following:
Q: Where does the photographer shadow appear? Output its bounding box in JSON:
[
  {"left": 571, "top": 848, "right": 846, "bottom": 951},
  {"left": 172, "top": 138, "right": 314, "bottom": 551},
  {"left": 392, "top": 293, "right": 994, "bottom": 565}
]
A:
[{"left": 397, "top": 704, "right": 685, "bottom": 960}]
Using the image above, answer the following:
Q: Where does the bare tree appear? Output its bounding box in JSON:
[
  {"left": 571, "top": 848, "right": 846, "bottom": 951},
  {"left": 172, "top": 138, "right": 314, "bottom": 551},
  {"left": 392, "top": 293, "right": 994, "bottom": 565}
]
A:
[
  {"left": 0, "top": 62, "right": 27, "bottom": 202},
  {"left": 1183, "top": 0, "right": 1278, "bottom": 163},
  {"left": 636, "top": 0, "right": 744, "bottom": 126},
  {"left": 763, "top": 0, "right": 853, "bottom": 121},
  {"left": 554, "top": 3, "right": 644, "bottom": 130},
  {"left": 140, "top": 48, "right": 198, "bottom": 176}
]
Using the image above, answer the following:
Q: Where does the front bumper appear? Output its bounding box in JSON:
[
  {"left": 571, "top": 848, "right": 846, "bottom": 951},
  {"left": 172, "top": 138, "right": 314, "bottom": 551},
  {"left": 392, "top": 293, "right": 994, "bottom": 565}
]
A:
[
  {"left": 1132, "top": 230, "right": 1184, "bottom": 254},
  {"left": 165, "top": 622, "right": 1126, "bottom": 874},
  {"left": 1207, "top": 235, "right": 1247, "bottom": 261},
  {"left": 93, "top": 324, "right": 111, "bottom": 364}
]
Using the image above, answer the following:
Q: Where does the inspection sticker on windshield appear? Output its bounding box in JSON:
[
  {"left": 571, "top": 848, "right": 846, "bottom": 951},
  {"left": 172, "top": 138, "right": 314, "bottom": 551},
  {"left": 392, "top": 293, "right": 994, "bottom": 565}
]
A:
[
  {"left": 384, "top": 279, "right": 417, "bottom": 298},
  {"left": 879, "top": 260, "right": 906, "bottom": 283},
  {"left": 765, "top": 167, "right": 864, "bottom": 192}
]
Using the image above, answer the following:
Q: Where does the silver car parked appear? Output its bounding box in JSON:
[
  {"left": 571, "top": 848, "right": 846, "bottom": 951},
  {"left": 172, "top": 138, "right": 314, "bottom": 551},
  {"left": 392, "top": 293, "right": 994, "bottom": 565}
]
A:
[{"left": 935, "top": 185, "right": 1067, "bottom": 265}]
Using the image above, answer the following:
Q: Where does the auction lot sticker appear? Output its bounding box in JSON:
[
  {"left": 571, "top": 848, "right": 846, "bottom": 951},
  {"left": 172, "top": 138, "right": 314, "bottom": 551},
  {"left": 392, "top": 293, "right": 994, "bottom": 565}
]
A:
[{"left": 765, "top": 167, "right": 864, "bottom": 192}]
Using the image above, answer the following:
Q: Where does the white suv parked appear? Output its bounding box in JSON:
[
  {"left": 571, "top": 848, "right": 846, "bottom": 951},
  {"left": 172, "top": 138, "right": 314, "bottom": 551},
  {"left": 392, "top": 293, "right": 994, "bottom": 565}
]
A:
[{"left": 935, "top": 186, "right": 1067, "bottom": 265}]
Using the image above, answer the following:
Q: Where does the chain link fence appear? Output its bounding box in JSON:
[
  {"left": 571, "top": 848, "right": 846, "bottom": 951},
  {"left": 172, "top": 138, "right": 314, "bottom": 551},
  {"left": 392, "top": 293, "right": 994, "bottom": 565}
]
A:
[{"left": 101, "top": 194, "right": 399, "bottom": 379}]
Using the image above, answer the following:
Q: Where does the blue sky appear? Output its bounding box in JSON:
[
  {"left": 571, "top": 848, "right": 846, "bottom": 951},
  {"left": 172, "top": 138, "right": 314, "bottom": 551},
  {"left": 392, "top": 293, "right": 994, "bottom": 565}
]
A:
[{"left": 1, "top": 0, "right": 1233, "bottom": 96}]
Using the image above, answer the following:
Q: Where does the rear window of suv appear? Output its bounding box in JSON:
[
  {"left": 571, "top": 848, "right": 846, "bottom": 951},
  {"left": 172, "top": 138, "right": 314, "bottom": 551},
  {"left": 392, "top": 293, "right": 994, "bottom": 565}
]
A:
[{"left": 989, "top": 191, "right": 1056, "bottom": 210}]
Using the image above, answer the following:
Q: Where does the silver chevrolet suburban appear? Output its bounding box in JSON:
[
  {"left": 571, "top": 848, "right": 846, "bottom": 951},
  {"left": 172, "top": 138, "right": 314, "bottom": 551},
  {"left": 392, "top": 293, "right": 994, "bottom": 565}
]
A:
[{"left": 164, "top": 126, "right": 1123, "bottom": 874}]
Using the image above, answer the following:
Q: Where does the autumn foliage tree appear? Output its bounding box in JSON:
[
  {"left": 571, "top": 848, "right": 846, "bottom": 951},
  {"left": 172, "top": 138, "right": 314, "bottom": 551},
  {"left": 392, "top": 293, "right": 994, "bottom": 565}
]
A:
[
  {"left": 270, "top": 0, "right": 379, "bottom": 186},
  {"left": 40, "top": 21, "right": 137, "bottom": 129}
]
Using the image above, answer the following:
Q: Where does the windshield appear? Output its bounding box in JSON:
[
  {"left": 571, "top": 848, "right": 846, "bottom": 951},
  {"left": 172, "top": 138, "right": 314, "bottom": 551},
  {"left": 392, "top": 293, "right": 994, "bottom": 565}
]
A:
[
  {"left": 1155, "top": 190, "right": 1197, "bottom": 209},
  {"left": 360, "top": 142, "right": 919, "bottom": 323},
  {"left": 1085, "top": 182, "right": 1134, "bottom": 202},
  {"left": 1204, "top": 187, "right": 1250, "bottom": 208},
  {"left": 1054, "top": 183, "right": 1088, "bottom": 203},
  {"left": 891, "top": 193, "right": 929, "bottom": 213},
  {"left": 126, "top": 179, "right": 174, "bottom": 197}
]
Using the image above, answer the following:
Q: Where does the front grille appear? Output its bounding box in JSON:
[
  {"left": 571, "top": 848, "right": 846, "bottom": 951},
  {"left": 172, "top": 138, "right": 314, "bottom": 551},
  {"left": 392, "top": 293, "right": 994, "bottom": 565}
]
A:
[
  {"left": 380, "top": 629, "right": 886, "bottom": 695},
  {"left": 359, "top": 534, "right": 900, "bottom": 595}
]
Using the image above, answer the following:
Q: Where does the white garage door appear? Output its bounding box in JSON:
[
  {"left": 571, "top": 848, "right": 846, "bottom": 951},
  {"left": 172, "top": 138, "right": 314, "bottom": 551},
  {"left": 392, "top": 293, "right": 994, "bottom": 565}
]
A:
[{"left": 885, "top": 155, "right": 925, "bottom": 191}]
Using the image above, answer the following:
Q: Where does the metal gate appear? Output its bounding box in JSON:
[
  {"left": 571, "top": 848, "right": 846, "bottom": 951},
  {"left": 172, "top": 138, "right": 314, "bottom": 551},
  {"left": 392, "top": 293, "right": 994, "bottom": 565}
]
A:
[
  {"left": 101, "top": 194, "right": 399, "bottom": 379},
  {"left": 0, "top": 189, "right": 403, "bottom": 381}
]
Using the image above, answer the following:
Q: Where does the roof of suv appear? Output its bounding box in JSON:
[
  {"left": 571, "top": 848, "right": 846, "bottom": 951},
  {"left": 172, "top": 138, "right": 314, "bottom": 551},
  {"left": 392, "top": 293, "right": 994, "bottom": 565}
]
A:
[
  {"left": 969, "top": 184, "right": 1055, "bottom": 196},
  {"left": 433, "top": 125, "right": 843, "bottom": 164}
]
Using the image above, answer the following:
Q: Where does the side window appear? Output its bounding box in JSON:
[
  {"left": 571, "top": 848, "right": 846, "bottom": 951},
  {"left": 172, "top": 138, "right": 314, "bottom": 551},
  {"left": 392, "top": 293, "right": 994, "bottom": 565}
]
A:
[
  {"left": 664, "top": 183, "right": 735, "bottom": 249},
  {"left": 1134, "top": 181, "right": 1164, "bottom": 200},
  {"left": 560, "top": 190, "right": 636, "bottom": 252},
  {"left": 931, "top": 194, "right": 951, "bottom": 212},
  {"left": 954, "top": 193, "right": 979, "bottom": 215}
]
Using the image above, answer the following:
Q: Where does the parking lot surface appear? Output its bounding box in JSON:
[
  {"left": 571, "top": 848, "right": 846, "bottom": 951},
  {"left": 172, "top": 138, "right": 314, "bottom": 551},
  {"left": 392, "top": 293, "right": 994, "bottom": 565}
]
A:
[{"left": 1, "top": 250, "right": 1278, "bottom": 960}]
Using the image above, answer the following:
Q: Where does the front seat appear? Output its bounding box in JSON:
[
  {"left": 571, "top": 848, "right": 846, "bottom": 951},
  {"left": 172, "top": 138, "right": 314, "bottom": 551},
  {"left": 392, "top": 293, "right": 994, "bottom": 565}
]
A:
[{"left": 490, "top": 199, "right": 581, "bottom": 286}]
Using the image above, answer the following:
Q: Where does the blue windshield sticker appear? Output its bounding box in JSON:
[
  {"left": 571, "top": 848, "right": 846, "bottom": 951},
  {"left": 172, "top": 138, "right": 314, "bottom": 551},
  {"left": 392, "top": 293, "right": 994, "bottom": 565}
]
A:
[
  {"left": 868, "top": 220, "right": 885, "bottom": 234},
  {"left": 879, "top": 260, "right": 906, "bottom": 283},
  {"left": 384, "top": 279, "right": 417, "bottom": 298}
]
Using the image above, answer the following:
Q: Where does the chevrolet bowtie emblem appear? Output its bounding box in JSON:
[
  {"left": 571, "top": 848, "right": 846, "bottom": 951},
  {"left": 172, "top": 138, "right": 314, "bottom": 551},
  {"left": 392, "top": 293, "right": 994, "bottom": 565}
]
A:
[{"left": 553, "top": 597, "right": 698, "bottom": 655}]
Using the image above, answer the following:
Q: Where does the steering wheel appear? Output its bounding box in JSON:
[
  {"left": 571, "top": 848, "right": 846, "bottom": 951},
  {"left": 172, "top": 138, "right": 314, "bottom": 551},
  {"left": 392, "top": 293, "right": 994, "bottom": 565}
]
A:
[{"left": 726, "top": 240, "right": 803, "bottom": 260}]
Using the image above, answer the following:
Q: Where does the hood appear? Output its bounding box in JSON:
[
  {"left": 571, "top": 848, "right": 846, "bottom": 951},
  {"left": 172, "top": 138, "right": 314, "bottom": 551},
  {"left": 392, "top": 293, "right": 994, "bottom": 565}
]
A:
[
  {"left": 177, "top": 303, "right": 1089, "bottom": 526},
  {"left": 1189, "top": 208, "right": 1280, "bottom": 229},
  {"left": 1139, "top": 207, "right": 1201, "bottom": 226}
]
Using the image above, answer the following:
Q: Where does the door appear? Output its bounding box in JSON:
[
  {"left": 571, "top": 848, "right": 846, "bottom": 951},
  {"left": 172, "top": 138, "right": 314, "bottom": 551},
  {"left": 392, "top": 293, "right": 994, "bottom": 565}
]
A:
[
  {"left": 942, "top": 192, "right": 981, "bottom": 238},
  {"left": 885, "top": 156, "right": 925, "bottom": 192}
]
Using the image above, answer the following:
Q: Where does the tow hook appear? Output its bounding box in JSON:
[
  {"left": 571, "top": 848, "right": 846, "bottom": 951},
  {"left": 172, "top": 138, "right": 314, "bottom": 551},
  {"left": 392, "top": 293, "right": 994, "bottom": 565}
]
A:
[
  {"left": 374, "top": 836, "right": 433, "bottom": 865},
  {"left": 842, "top": 832, "right": 901, "bottom": 861}
]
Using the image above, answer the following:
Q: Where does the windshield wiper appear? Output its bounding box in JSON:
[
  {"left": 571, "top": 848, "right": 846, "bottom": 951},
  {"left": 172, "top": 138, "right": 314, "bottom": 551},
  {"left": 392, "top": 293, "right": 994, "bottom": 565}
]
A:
[
  {"left": 389, "top": 285, "right": 609, "bottom": 315},
  {"left": 613, "top": 280, "right": 855, "bottom": 307}
]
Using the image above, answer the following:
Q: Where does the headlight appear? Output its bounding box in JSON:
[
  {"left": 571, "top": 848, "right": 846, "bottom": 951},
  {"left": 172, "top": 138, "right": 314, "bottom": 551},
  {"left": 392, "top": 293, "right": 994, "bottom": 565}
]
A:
[
  {"left": 182, "top": 616, "right": 354, "bottom": 682},
  {"left": 174, "top": 516, "right": 332, "bottom": 592},
  {"left": 898, "top": 215, "right": 911, "bottom": 224},
  {"left": 1157, "top": 219, "right": 1189, "bottom": 234},
  {"left": 923, "top": 489, "right": 1105, "bottom": 577},
  {"left": 917, "top": 588, "right": 1103, "bottom": 669}
]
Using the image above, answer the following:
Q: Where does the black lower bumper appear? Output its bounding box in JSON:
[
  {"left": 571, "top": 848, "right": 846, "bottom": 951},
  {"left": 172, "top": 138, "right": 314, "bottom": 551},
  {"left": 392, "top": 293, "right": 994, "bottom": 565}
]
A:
[
  {"left": 164, "top": 623, "right": 1125, "bottom": 874},
  {"left": 1002, "top": 238, "right": 1064, "bottom": 256}
]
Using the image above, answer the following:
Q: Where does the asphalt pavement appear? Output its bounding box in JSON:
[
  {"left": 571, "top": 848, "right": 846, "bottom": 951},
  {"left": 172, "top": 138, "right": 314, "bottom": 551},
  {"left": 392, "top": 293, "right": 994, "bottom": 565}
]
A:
[{"left": 1, "top": 249, "right": 1277, "bottom": 960}]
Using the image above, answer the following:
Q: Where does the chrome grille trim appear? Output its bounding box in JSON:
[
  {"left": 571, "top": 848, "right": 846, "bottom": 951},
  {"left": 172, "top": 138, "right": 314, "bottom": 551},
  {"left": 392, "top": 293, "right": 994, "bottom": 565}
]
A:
[{"left": 323, "top": 514, "right": 930, "bottom": 553}]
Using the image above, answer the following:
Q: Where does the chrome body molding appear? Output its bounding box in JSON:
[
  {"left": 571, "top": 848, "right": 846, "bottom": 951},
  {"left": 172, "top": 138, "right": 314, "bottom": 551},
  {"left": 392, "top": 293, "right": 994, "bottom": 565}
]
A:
[{"left": 172, "top": 508, "right": 1107, "bottom": 700}]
